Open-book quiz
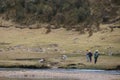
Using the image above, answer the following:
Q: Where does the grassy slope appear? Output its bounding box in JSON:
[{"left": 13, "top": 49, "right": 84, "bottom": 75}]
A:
[
  {"left": 0, "top": 24, "right": 119, "bottom": 52},
  {"left": 0, "top": 23, "right": 120, "bottom": 69}
]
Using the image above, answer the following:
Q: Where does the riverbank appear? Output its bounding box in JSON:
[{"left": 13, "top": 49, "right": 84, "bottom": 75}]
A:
[
  {"left": 0, "top": 55, "right": 120, "bottom": 70},
  {"left": 0, "top": 63, "right": 119, "bottom": 70},
  {"left": 0, "top": 69, "right": 120, "bottom": 80}
]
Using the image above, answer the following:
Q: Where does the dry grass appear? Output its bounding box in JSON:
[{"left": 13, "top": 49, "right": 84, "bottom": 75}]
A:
[
  {"left": 0, "top": 24, "right": 120, "bottom": 69},
  {"left": 0, "top": 24, "right": 120, "bottom": 53},
  {"left": 0, "top": 53, "right": 119, "bottom": 69}
]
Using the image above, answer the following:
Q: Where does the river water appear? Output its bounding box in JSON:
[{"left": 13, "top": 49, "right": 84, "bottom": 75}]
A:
[
  {"left": 0, "top": 68, "right": 120, "bottom": 80},
  {"left": 0, "top": 68, "right": 120, "bottom": 75}
]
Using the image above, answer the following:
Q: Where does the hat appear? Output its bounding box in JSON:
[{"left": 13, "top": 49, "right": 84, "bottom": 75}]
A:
[
  {"left": 88, "top": 50, "right": 91, "bottom": 52},
  {"left": 96, "top": 50, "right": 99, "bottom": 52}
]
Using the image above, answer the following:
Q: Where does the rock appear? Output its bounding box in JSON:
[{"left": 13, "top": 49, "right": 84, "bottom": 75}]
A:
[
  {"left": 0, "top": 42, "right": 10, "bottom": 45},
  {"left": 29, "top": 47, "right": 45, "bottom": 53},
  {"left": 61, "top": 55, "right": 67, "bottom": 60},
  {"left": 48, "top": 44, "right": 59, "bottom": 47},
  {"left": 116, "top": 65, "right": 120, "bottom": 70},
  {"left": 50, "top": 62, "right": 59, "bottom": 66},
  {"left": 67, "top": 64, "right": 78, "bottom": 69},
  {"left": 28, "top": 24, "right": 41, "bottom": 29},
  {"left": 0, "top": 49, "right": 3, "bottom": 52},
  {"left": 78, "top": 63, "right": 86, "bottom": 66},
  {"left": 67, "top": 64, "right": 76, "bottom": 66},
  {"left": 31, "top": 48, "right": 41, "bottom": 52},
  {"left": 73, "top": 38, "right": 79, "bottom": 44},
  {"left": 38, "top": 58, "right": 46, "bottom": 63}
]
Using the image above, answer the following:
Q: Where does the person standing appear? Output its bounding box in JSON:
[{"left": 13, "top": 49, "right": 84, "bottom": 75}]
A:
[
  {"left": 94, "top": 50, "right": 99, "bottom": 64},
  {"left": 86, "top": 50, "right": 93, "bottom": 62},
  {"left": 88, "top": 50, "right": 93, "bottom": 62}
]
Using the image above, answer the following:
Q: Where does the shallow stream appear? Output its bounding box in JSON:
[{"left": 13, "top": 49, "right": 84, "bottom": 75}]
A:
[{"left": 0, "top": 68, "right": 120, "bottom": 75}]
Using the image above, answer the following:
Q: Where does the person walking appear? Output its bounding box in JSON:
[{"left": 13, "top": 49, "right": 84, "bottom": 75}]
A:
[
  {"left": 88, "top": 50, "right": 93, "bottom": 62},
  {"left": 87, "top": 50, "right": 93, "bottom": 62},
  {"left": 94, "top": 50, "right": 99, "bottom": 64},
  {"left": 86, "top": 50, "right": 89, "bottom": 62}
]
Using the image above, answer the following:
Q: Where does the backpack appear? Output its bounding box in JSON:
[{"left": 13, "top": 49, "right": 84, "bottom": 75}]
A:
[{"left": 94, "top": 52, "right": 99, "bottom": 58}]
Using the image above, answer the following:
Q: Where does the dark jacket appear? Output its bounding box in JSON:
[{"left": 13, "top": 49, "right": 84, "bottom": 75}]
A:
[
  {"left": 94, "top": 52, "right": 99, "bottom": 58},
  {"left": 88, "top": 52, "right": 93, "bottom": 57}
]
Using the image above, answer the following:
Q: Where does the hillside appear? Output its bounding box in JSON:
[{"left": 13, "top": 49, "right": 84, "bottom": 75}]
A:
[
  {"left": 0, "top": 23, "right": 120, "bottom": 54},
  {"left": 0, "top": 0, "right": 120, "bottom": 34},
  {"left": 0, "top": 0, "right": 119, "bottom": 55},
  {"left": 0, "top": 0, "right": 120, "bottom": 70},
  {"left": 0, "top": 23, "right": 120, "bottom": 69}
]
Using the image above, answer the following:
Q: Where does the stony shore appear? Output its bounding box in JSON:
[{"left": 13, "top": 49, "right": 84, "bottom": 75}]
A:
[{"left": 0, "top": 70, "right": 120, "bottom": 80}]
